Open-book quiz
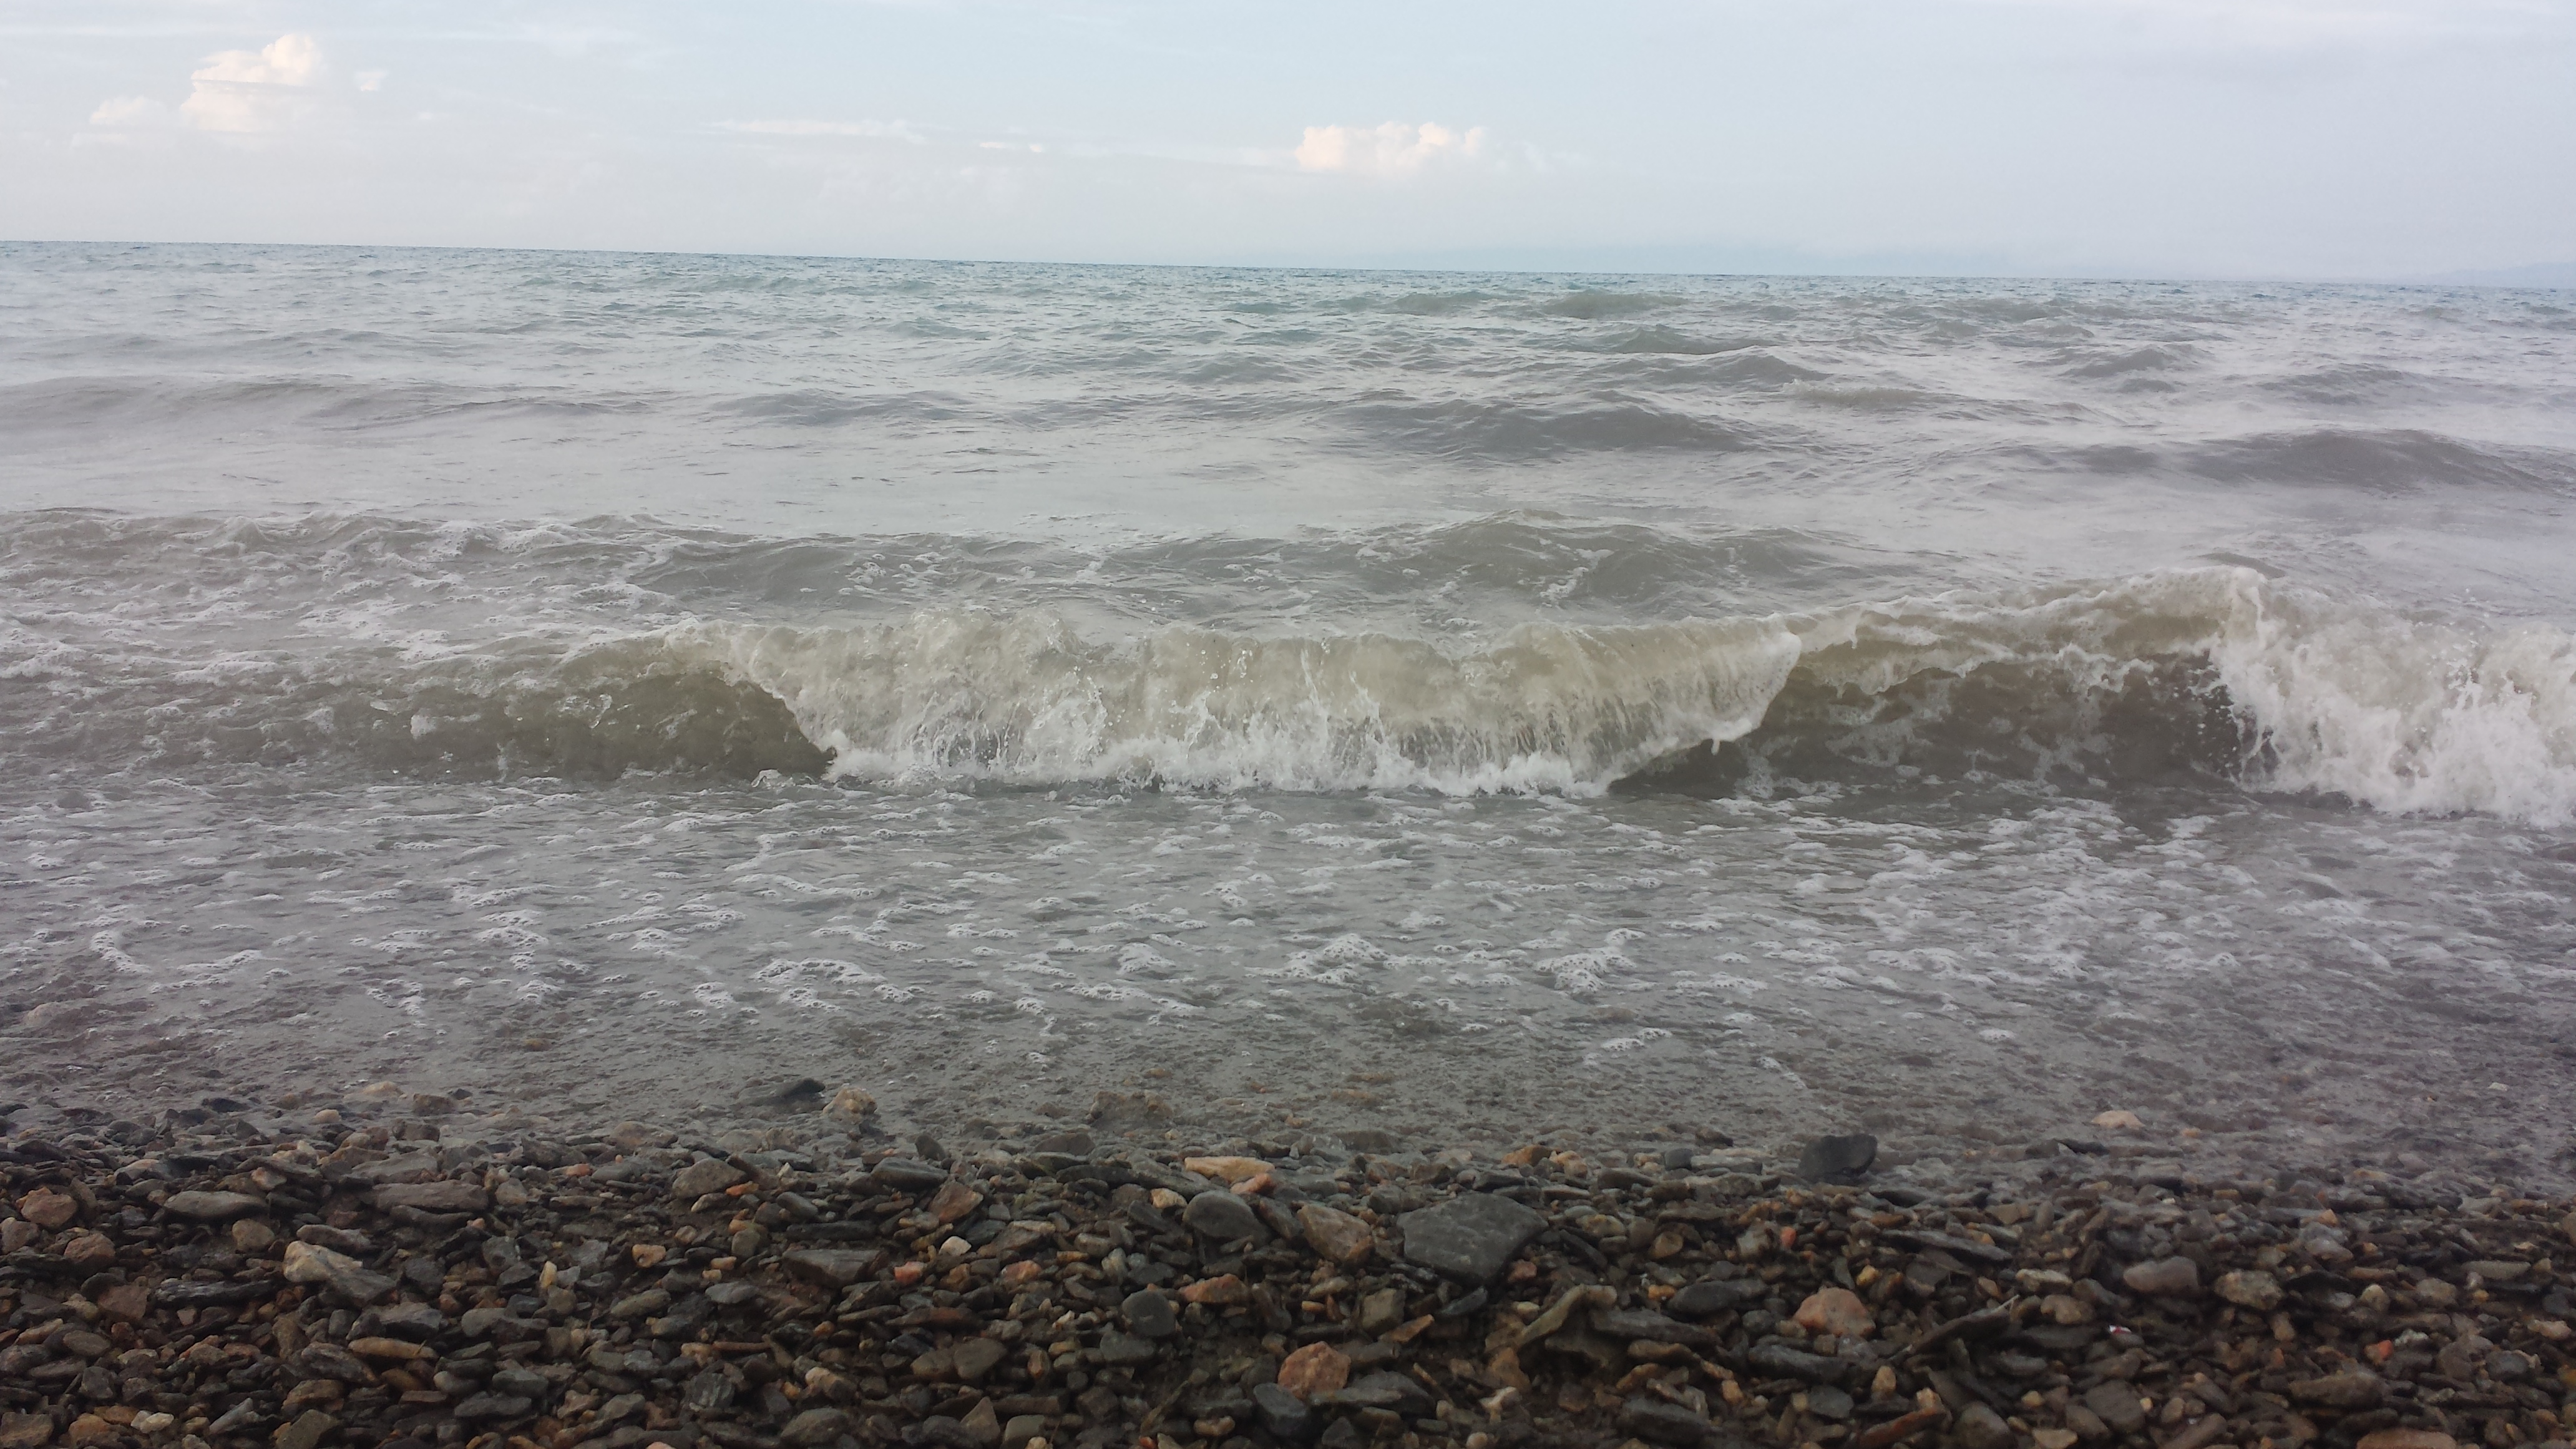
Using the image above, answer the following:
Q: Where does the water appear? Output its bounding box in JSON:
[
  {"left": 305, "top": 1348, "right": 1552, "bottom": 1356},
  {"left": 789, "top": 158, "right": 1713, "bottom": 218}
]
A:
[{"left": 5, "top": 242, "right": 2574, "bottom": 1183}]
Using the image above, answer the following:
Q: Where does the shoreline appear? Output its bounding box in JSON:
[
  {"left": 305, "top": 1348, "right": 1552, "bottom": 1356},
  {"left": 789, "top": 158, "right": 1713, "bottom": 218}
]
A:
[{"left": 5, "top": 1091, "right": 2574, "bottom": 1449}]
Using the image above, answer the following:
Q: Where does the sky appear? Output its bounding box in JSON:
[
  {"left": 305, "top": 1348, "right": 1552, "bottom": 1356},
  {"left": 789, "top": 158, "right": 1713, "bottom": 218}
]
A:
[{"left": 3, "top": 0, "right": 2572, "bottom": 279}]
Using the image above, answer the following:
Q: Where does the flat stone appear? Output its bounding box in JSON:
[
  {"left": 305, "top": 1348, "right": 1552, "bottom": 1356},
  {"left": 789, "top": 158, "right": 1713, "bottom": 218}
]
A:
[
  {"left": 671, "top": 1159, "right": 746, "bottom": 1199},
  {"left": 14, "top": 1188, "right": 77, "bottom": 1229},
  {"left": 95, "top": 1284, "right": 151, "bottom": 1324},
  {"left": 871, "top": 1157, "right": 949, "bottom": 1191},
  {"left": 1953, "top": 1403, "right": 2014, "bottom": 1449},
  {"left": 2290, "top": 1371, "right": 2384, "bottom": 1410},
  {"left": 1617, "top": 1397, "right": 1715, "bottom": 1445},
  {"left": 1000, "top": 1415, "right": 1048, "bottom": 1449},
  {"left": 1668, "top": 1276, "right": 1766, "bottom": 1319},
  {"left": 1598, "top": 1309, "right": 1714, "bottom": 1348},
  {"left": 162, "top": 1189, "right": 266, "bottom": 1221},
  {"left": 356, "top": 1302, "right": 449, "bottom": 1340},
  {"left": 373, "top": 1180, "right": 488, "bottom": 1213},
  {"left": 2357, "top": 1433, "right": 2461, "bottom": 1449},
  {"left": 1297, "top": 1203, "right": 1374, "bottom": 1264},
  {"left": 2083, "top": 1382, "right": 2148, "bottom": 1435},
  {"left": 781, "top": 1248, "right": 884, "bottom": 1287},
  {"left": 928, "top": 1180, "right": 984, "bottom": 1224},
  {"left": 952, "top": 1337, "right": 1007, "bottom": 1383},
  {"left": 453, "top": 1393, "right": 533, "bottom": 1422},
  {"left": 275, "top": 1411, "right": 337, "bottom": 1449},
  {"left": 1797, "top": 1133, "right": 1878, "bottom": 1183},
  {"left": 1322, "top": 1372, "right": 1433, "bottom": 1420},
  {"left": 1355, "top": 1286, "right": 1405, "bottom": 1335},
  {"left": 1277, "top": 1341, "right": 1352, "bottom": 1400},
  {"left": 1398, "top": 1192, "right": 1545, "bottom": 1284},
  {"left": 779, "top": 1408, "right": 851, "bottom": 1448},
  {"left": 1747, "top": 1342, "right": 1848, "bottom": 1383},
  {"left": 2122, "top": 1257, "right": 2201, "bottom": 1295},
  {"left": 1253, "top": 1382, "right": 1317, "bottom": 1444},
  {"left": 1181, "top": 1189, "right": 1262, "bottom": 1242},
  {"left": 280, "top": 1241, "right": 394, "bottom": 1304},
  {"left": 0, "top": 1413, "right": 54, "bottom": 1449},
  {"left": 1121, "top": 1288, "right": 1178, "bottom": 1339},
  {"left": 2215, "top": 1269, "right": 2281, "bottom": 1310},
  {"left": 1096, "top": 1330, "right": 1160, "bottom": 1367}
]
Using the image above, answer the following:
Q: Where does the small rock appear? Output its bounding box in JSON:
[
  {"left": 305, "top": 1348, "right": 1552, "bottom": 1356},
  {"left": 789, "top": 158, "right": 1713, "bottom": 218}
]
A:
[
  {"left": 59, "top": 1232, "right": 115, "bottom": 1271},
  {"left": 1796, "top": 1133, "right": 1877, "bottom": 1183},
  {"left": 281, "top": 1240, "right": 394, "bottom": 1304},
  {"left": 1253, "top": 1383, "right": 1318, "bottom": 1444},
  {"left": 781, "top": 1248, "right": 884, "bottom": 1287},
  {"left": 1326, "top": 1372, "right": 1433, "bottom": 1420},
  {"left": 1355, "top": 1286, "right": 1406, "bottom": 1335},
  {"left": 1794, "top": 1286, "right": 1874, "bottom": 1337},
  {"left": 373, "top": 1179, "right": 487, "bottom": 1213},
  {"left": 1096, "top": 1331, "right": 1159, "bottom": 1367},
  {"left": 1000, "top": 1414, "right": 1049, "bottom": 1449},
  {"left": 2356, "top": 1433, "right": 2460, "bottom": 1449},
  {"left": 1181, "top": 1189, "right": 1262, "bottom": 1242},
  {"left": 2290, "top": 1371, "right": 2384, "bottom": 1410},
  {"left": 780, "top": 1408, "right": 852, "bottom": 1448},
  {"left": 872, "top": 1157, "right": 949, "bottom": 1191},
  {"left": 1297, "top": 1203, "right": 1374, "bottom": 1264},
  {"left": 1617, "top": 1392, "right": 1720, "bottom": 1433},
  {"left": 1277, "top": 1341, "right": 1352, "bottom": 1400},
  {"left": 952, "top": 1337, "right": 1008, "bottom": 1383},
  {"left": 14, "top": 1188, "right": 77, "bottom": 1229},
  {"left": 232, "top": 1219, "right": 276, "bottom": 1252},
  {"left": 275, "top": 1411, "right": 337, "bottom": 1449},
  {"left": 1398, "top": 1192, "right": 1545, "bottom": 1284},
  {"left": 670, "top": 1159, "right": 747, "bottom": 1199},
  {"left": 2215, "top": 1269, "right": 2282, "bottom": 1310},
  {"left": 0, "top": 1412, "right": 54, "bottom": 1449},
  {"left": 2122, "top": 1257, "right": 2201, "bottom": 1295},
  {"left": 2082, "top": 1383, "right": 2147, "bottom": 1435},
  {"left": 2091, "top": 1110, "right": 2144, "bottom": 1129},
  {"left": 2032, "top": 1431, "right": 2080, "bottom": 1449},
  {"left": 1121, "top": 1289, "right": 1178, "bottom": 1339},
  {"left": 1953, "top": 1403, "right": 2014, "bottom": 1449},
  {"left": 162, "top": 1189, "right": 266, "bottom": 1221},
  {"left": 453, "top": 1393, "right": 534, "bottom": 1422},
  {"left": 958, "top": 1398, "right": 1001, "bottom": 1448},
  {"left": 821, "top": 1087, "right": 876, "bottom": 1124},
  {"left": 1668, "top": 1277, "right": 1765, "bottom": 1319},
  {"left": 928, "top": 1179, "right": 984, "bottom": 1224}
]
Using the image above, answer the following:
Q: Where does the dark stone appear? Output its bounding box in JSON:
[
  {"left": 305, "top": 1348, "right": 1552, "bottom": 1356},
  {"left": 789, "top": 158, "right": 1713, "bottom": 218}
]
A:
[
  {"left": 872, "top": 1158, "right": 950, "bottom": 1191},
  {"left": 1953, "top": 1403, "right": 2014, "bottom": 1449},
  {"left": 1398, "top": 1193, "right": 1546, "bottom": 1284},
  {"left": 453, "top": 1393, "right": 534, "bottom": 1422},
  {"left": 1797, "top": 1133, "right": 1878, "bottom": 1184},
  {"left": 1321, "top": 1372, "right": 1434, "bottom": 1420},
  {"left": 1317, "top": 1418, "right": 1367, "bottom": 1449},
  {"left": 779, "top": 1408, "right": 852, "bottom": 1447},
  {"left": 1122, "top": 1289, "right": 1178, "bottom": 1339},
  {"left": 1668, "top": 1277, "right": 1766, "bottom": 1319},
  {"left": 1254, "top": 1382, "right": 1319, "bottom": 1444},
  {"left": 1182, "top": 1191, "right": 1262, "bottom": 1243},
  {"left": 2084, "top": 1382, "right": 2148, "bottom": 1434},
  {"left": 1097, "top": 1331, "right": 1160, "bottom": 1367},
  {"left": 1746, "top": 1342, "right": 1850, "bottom": 1384},
  {"left": 1616, "top": 1397, "right": 1714, "bottom": 1445},
  {"left": 1597, "top": 1309, "right": 1715, "bottom": 1347},
  {"left": 1807, "top": 1387, "right": 1855, "bottom": 1422}
]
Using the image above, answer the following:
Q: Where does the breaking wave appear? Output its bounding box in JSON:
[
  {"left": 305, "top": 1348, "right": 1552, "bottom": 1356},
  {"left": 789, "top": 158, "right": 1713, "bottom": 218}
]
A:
[{"left": 5, "top": 567, "right": 2568, "bottom": 822}]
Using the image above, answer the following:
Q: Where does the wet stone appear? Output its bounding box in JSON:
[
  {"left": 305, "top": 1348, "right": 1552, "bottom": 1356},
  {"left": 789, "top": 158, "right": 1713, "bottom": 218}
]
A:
[
  {"left": 161, "top": 1189, "right": 266, "bottom": 1221},
  {"left": 1254, "top": 1382, "right": 1319, "bottom": 1443},
  {"left": 1617, "top": 1396, "right": 1715, "bottom": 1445},
  {"left": 2084, "top": 1382, "right": 2148, "bottom": 1435},
  {"left": 1797, "top": 1133, "right": 1878, "bottom": 1184},
  {"left": 671, "top": 1158, "right": 746, "bottom": 1199},
  {"left": 1669, "top": 1276, "right": 1765, "bottom": 1319},
  {"left": 872, "top": 1157, "right": 950, "bottom": 1191},
  {"left": 1098, "top": 1330, "right": 1161, "bottom": 1367},
  {"left": 1182, "top": 1188, "right": 1262, "bottom": 1242},
  {"left": 1398, "top": 1192, "right": 1545, "bottom": 1284},
  {"left": 1123, "top": 1287, "right": 1179, "bottom": 1339}
]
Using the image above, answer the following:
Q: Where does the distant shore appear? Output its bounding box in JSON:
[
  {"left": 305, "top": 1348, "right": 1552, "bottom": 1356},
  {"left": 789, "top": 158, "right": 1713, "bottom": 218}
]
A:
[{"left": 4, "top": 1087, "right": 2573, "bottom": 1449}]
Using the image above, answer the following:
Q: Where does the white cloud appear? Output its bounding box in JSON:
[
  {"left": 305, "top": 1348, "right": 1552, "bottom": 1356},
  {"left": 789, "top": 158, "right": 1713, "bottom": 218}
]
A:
[
  {"left": 355, "top": 71, "right": 388, "bottom": 93},
  {"left": 180, "top": 32, "right": 324, "bottom": 134},
  {"left": 1294, "top": 122, "right": 1489, "bottom": 177},
  {"left": 718, "top": 118, "right": 925, "bottom": 143},
  {"left": 89, "top": 95, "right": 170, "bottom": 127}
]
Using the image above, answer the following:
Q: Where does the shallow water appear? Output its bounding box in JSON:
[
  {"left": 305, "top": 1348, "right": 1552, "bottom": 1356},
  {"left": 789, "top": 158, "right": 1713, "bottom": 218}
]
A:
[{"left": 4, "top": 243, "right": 2574, "bottom": 1183}]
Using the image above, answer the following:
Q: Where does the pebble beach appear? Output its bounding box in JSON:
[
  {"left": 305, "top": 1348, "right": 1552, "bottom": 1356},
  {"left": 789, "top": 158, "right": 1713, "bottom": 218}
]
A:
[{"left": 6, "top": 1088, "right": 2575, "bottom": 1449}]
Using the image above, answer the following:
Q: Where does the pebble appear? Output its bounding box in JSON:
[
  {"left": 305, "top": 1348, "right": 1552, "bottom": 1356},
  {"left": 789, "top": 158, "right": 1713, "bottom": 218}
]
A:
[
  {"left": 1796, "top": 1131, "right": 1878, "bottom": 1183},
  {"left": 4, "top": 1100, "right": 2572, "bottom": 1449}
]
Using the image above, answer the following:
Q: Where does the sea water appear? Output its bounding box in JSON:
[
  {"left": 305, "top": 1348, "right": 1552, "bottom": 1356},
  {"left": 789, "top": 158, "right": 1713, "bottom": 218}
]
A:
[{"left": 4, "top": 243, "right": 2573, "bottom": 1179}]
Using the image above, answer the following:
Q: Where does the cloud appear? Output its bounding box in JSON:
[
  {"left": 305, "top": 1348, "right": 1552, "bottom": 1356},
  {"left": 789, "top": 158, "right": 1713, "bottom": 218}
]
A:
[
  {"left": 355, "top": 71, "right": 388, "bottom": 93},
  {"left": 89, "top": 95, "right": 171, "bottom": 127},
  {"left": 718, "top": 119, "right": 926, "bottom": 143},
  {"left": 1294, "top": 122, "right": 1489, "bottom": 177},
  {"left": 179, "top": 32, "right": 323, "bottom": 133}
]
